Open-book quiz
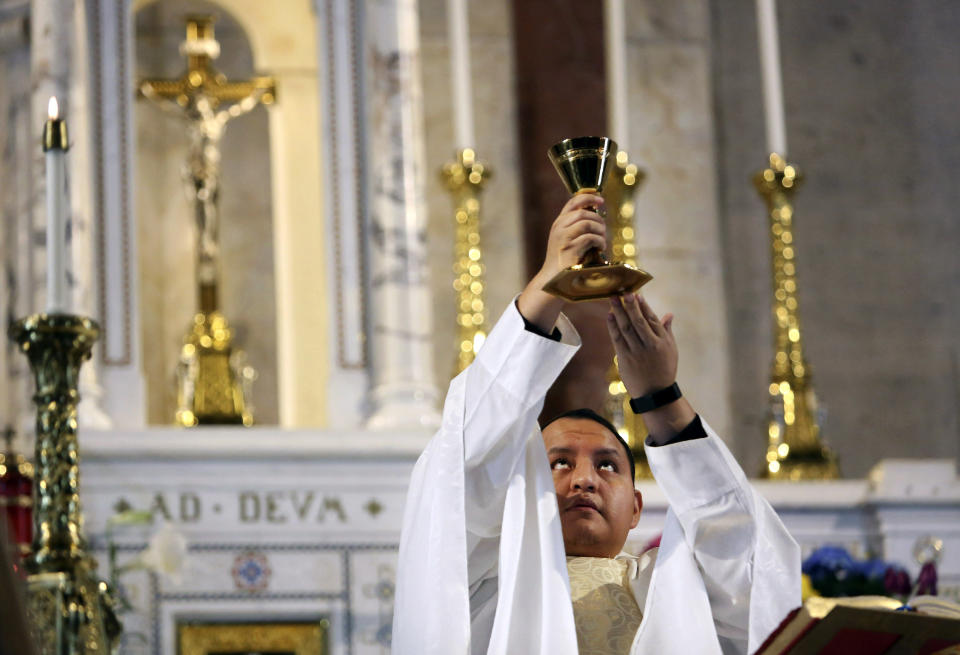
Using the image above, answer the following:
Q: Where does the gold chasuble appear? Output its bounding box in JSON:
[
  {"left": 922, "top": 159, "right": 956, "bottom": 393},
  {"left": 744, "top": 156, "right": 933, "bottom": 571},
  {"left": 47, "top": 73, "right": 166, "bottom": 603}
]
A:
[{"left": 566, "top": 556, "right": 644, "bottom": 654}]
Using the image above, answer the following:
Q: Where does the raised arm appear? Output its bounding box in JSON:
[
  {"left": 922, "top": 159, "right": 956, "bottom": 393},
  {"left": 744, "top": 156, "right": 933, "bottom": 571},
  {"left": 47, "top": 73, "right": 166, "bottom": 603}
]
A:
[
  {"left": 463, "top": 191, "right": 606, "bottom": 535},
  {"left": 517, "top": 192, "right": 607, "bottom": 332},
  {"left": 394, "top": 194, "right": 605, "bottom": 654},
  {"left": 607, "top": 293, "right": 800, "bottom": 654}
]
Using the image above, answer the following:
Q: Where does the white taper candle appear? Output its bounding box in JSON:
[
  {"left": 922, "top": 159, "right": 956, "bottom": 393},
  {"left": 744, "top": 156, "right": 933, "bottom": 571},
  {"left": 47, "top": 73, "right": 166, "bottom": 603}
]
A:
[
  {"left": 44, "top": 96, "right": 69, "bottom": 314},
  {"left": 604, "top": 0, "right": 629, "bottom": 149},
  {"left": 756, "top": 0, "right": 787, "bottom": 156},
  {"left": 447, "top": 0, "right": 475, "bottom": 149}
]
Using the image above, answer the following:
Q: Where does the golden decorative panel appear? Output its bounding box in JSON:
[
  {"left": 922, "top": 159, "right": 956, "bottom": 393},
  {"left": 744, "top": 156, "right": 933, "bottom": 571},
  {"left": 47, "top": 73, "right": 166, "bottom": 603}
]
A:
[{"left": 178, "top": 621, "right": 327, "bottom": 655}]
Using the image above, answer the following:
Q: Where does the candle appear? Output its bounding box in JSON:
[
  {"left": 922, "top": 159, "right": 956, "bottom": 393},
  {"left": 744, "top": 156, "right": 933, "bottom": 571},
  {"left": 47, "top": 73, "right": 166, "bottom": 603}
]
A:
[
  {"left": 756, "top": 0, "right": 787, "bottom": 156},
  {"left": 604, "top": 0, "right": 628, "bottom": 149},
  {"left": 43, "top": 96, "right": 69, "bottom": 314},
  {"left": 447, "top": 0, "right": 475, "bottom": 149}
]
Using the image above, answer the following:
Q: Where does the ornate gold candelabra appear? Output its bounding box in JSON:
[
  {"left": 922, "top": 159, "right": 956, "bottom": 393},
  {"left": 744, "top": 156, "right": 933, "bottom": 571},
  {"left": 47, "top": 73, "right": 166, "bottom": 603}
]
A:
[
  {"left": 8, "top": 314, "right": 120, "bottom": 654},
  {"left": 754, "top": 154, "right": 839, "bottom": 480},
  {"left": 601, "top": 152, "right": 652, "bottom": 478},
  {"left": 443, "top": 148, "right": 491, "bottom": 375}
]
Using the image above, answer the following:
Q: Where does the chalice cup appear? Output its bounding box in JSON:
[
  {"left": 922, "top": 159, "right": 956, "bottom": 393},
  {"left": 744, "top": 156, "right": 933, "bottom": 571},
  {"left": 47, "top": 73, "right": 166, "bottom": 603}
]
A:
[{"left": 542, "top": 136, "right": 652, "bottom": 302}]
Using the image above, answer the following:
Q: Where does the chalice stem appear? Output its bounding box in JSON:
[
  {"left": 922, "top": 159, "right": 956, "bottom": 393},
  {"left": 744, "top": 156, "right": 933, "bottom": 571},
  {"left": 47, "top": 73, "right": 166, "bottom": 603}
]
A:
[{"left": 580, "top": 246, "right": 608, "bottom": 267}]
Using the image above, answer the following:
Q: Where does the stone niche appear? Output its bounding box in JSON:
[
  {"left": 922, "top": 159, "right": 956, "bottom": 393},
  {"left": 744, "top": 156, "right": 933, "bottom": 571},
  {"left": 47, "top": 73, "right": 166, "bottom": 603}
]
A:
[{"left": 134, "top": 0, "right": 279, "bottom": 426}]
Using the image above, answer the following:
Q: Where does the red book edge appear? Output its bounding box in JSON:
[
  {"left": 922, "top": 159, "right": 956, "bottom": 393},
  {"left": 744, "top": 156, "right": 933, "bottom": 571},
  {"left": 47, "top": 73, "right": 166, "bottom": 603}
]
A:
[{"left": 754, "top": 606, "right": 802, "bottom": 654}]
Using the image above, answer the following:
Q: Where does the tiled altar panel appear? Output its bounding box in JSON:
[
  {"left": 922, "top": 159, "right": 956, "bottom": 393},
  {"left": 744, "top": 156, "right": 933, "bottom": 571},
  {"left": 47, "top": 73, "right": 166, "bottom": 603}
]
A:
[
  {"left": 81, "top": 429, "right": 422, "bottom": 655},
  {"left": 79, "top": 428, "right": 960, "bottom": 654},
  {"left": 90, "top": 544, "right": 394, "bottom": 655}
]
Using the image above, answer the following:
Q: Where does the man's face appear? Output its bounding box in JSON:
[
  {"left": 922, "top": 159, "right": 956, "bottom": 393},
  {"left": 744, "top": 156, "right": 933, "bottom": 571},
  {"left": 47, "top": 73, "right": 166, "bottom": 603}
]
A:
[{"left": 542, "top": 417, "right": 642, "bottom": 558}]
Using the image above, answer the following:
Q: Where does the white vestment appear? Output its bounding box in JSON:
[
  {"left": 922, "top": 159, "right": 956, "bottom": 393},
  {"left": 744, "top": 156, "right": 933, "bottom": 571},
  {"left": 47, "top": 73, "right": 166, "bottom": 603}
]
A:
[{"left": 393, "top": 302, "right": 801, "bottom": 654}]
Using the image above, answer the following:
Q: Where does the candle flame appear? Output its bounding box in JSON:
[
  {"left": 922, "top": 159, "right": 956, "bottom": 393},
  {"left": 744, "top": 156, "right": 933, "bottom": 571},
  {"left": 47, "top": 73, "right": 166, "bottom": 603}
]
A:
[{"left": 48, "top": 97, "right": 59, "bottom": 120}]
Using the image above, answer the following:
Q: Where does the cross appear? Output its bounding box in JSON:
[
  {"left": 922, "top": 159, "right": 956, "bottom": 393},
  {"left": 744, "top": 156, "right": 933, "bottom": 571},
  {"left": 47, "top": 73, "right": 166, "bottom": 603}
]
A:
[
  {"left": 139, "top": 15, "right": 275, "bottom": 115},
  {"left": 138, "top": 15, "right": 276, "bottom": 313}
]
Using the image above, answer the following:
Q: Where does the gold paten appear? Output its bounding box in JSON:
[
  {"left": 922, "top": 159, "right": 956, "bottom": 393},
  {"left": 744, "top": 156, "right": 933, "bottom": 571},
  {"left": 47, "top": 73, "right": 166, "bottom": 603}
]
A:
[
  {"left": 443, "top": 148, "right": 491, "bottom": 375},
  {"left": 543, "top": 137, "right": 652, "bottom": 302},
  {"left": 754, "top": 154, "right": 839, "bottom": 480},
  {"left": 139, "top": 16, "right": 272, "bottom": 426},
  {"left": 8, "top": 314, "right": 121, "bottom": 654},
  {"left": 601, "top": 152, "right": 652, "bottom": 478}
]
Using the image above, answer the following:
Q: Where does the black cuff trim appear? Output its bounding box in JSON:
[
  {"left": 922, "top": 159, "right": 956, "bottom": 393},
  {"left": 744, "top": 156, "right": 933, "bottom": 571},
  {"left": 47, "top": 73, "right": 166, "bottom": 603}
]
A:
[
  {"left": 516, "top": 300, "right": 562, "bottom": 341},
  {"left": 645, "top": 415, "right": 707, "bottom": 447}
]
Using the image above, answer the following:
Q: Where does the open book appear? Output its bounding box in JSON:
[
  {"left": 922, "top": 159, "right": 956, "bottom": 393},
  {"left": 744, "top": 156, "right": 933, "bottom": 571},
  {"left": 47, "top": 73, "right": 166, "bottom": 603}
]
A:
[{"left": 755, "top": 595, "right": 960, "bottom": 655}]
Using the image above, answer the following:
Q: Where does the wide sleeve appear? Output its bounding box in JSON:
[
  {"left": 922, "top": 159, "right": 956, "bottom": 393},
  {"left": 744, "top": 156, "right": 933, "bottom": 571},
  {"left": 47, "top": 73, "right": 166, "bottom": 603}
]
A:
[
  {"left": 392, "top": 301, "right": 579, "bottom": 655},
  {"left": 644, "top": 420, "right": 801, "bottom": 655}
]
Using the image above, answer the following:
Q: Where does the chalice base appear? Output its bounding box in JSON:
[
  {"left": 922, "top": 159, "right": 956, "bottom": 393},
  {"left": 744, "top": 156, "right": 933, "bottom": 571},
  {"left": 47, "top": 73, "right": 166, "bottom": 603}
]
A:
[{"left": 542, "top": 262, "right": 652, "bottom": 302}]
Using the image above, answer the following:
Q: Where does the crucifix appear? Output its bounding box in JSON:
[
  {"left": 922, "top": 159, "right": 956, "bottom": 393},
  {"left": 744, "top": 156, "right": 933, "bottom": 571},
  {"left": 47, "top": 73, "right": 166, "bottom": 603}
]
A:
[
  {"left": 140, "top": 14, "right": 275, "bottom": 313},
  {"left": 139, "top": 15, "right": 275, "bottom": 426}
]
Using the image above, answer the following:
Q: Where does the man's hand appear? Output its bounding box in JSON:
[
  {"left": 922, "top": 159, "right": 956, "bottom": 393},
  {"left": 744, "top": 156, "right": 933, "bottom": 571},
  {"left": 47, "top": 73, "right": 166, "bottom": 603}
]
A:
[
  {"left": 607, "top": 293, "right": 695, "bottom": 443},
  {"left": 607, "top": 293, "right": 677, "bottom": 396},
  {"left": 517, "top": 193, "right": 606, "bottom": 332},
  {"left": 539, "top": 193, "right": 607, "bottom": 281}
]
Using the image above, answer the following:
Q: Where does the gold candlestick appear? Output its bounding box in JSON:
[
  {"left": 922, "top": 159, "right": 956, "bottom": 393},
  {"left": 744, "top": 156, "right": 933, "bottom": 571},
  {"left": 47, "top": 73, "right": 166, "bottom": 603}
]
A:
[
  {"left": 754, "top": 154, "right": 839, "bottom": 480},
  {"left": 602, "top": 151, "right": 652, "bottom": 478},
  {"left": 443, "top": 148, "right": 491, "bottom": 375},
  {"left": 9, "top": 314, "right": 120, "bottom": 654}
]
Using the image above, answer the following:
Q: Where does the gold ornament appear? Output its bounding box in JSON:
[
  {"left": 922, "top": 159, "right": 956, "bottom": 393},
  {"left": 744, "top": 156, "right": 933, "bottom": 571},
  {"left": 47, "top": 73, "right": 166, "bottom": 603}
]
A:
[
  {"left": 601, "top": 152, "right": 652, "bottom": 478},
  {"left": 754, "top": 154, "right": 839, "bottom": 480},
  {"left": 443, "top": 148, "right": 491, "bottom": 375}
]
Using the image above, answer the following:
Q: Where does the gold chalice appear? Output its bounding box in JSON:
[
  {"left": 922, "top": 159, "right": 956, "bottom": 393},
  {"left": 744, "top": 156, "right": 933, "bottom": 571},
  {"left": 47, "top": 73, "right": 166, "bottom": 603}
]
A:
[{"left": 542, "top": 136, "right": 652, "bottom": 302}]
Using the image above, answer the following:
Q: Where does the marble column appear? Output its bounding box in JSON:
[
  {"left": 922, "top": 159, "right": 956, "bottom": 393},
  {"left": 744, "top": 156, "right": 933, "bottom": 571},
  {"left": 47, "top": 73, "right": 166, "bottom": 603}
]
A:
[
  {"left": 71, "top": 0, "right": 110, "bottom": 428},
  {"left": 315, "top": 0, "right": 370, "bottom": 429},
  {"left": 0, "top": 3, "right": 33, "bottom": 453},
  {"left": 363, "top": 0, "right": 440, "bottom": 430},
  {"left": 84, "top": 0, "right": 146, "bottom": 428}
]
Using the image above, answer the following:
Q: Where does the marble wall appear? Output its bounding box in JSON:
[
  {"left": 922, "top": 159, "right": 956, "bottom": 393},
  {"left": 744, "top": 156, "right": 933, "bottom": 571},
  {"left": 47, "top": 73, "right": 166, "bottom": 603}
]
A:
[
  {"left": 134, "top": 1, "right": 279, "bottom": 425},
  {"left": 419, "top": 0, "right": 526, "bottom": 389},
  {"left": 0, "top": 3, "right": 32, "bottom": 450},
  {"left": 620, "top": 1, "right": 732, "bottom": 443},
  {"left": 711, "top": 0, "right": 960, "bottom": 476}
]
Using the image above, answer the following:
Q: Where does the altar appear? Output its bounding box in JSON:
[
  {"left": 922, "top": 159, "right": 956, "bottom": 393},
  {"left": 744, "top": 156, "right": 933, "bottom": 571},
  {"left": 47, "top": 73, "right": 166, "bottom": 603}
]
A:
[{"left": 79, "top": 427, "right": 960, "bottom": 655}]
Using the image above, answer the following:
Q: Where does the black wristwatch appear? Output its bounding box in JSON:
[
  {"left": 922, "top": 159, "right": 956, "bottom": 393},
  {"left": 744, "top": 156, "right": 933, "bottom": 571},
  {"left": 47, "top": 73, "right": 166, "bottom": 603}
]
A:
[{"left": 629, "top": 383, "right": 682, "bottom": 414}]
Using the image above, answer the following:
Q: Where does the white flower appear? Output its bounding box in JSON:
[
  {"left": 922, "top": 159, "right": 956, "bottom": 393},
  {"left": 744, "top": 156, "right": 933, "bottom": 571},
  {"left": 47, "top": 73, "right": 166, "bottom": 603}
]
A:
[{"left": 138, "top": 522, "right": 188, "bottom": 585}]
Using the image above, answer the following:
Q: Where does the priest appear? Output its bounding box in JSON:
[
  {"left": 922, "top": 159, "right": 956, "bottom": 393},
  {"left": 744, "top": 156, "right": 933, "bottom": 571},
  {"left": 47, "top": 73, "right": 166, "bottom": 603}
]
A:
[{"left": 393, "top": 192, "right": 800, "bottom": 654}]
